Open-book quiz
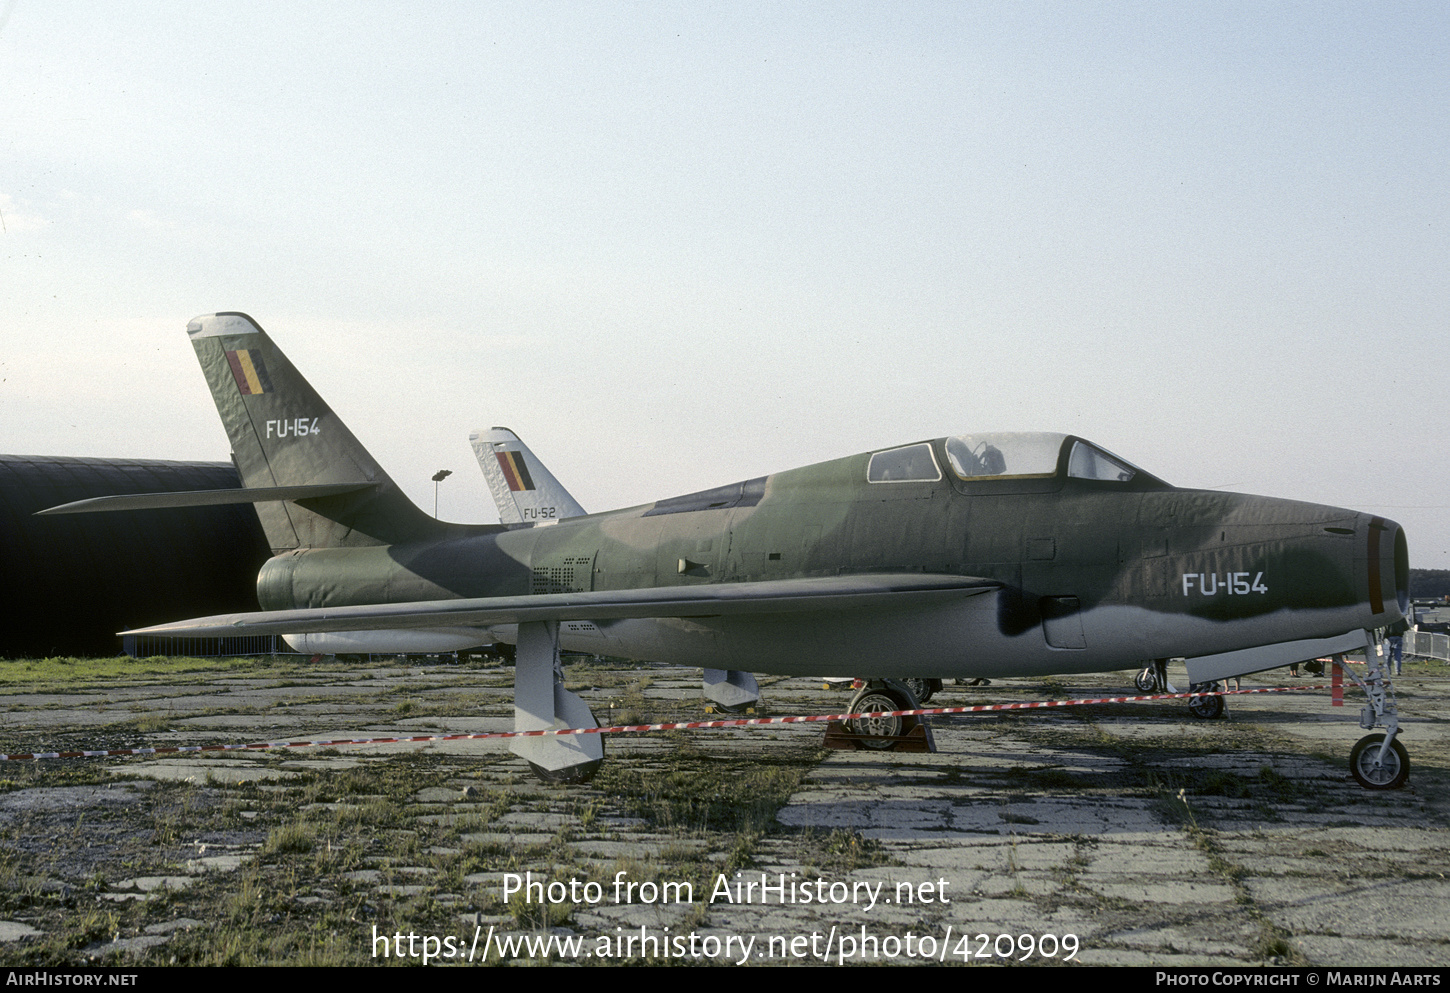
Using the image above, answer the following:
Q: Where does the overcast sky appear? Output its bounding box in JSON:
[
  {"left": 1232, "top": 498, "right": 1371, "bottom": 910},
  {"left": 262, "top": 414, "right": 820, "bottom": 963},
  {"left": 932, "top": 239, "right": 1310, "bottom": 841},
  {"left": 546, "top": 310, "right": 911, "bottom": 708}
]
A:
[{"left": 3, "top": 2, "right": 1447, "bottom": 563}]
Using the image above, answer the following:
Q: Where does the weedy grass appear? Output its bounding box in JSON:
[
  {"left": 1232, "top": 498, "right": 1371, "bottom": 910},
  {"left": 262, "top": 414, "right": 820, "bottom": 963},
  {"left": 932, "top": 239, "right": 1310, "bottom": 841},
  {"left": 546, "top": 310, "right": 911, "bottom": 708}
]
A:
[
  {"left": 0, "top": 655, "right": 309, "bottom": 690},
  {"left": 804, "top": 828, "right": 893, "bottom": 873},
  {"left": 598, "top": 748, "right": 821, "bottom": 836}
]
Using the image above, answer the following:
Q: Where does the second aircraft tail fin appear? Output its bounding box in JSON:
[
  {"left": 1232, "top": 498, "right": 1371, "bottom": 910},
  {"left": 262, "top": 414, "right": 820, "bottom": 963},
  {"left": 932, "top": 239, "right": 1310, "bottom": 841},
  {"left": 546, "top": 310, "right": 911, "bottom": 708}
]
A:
[{"left": 470, "top": 426, "right": 587, "bottom": 525}]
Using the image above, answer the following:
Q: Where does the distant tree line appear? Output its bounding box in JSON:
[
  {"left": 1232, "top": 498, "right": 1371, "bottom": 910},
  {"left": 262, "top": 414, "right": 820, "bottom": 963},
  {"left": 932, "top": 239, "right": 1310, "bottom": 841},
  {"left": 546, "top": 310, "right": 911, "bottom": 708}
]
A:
[{"left": 1410, "top": 569, "right": 1450, "bottom": 599}]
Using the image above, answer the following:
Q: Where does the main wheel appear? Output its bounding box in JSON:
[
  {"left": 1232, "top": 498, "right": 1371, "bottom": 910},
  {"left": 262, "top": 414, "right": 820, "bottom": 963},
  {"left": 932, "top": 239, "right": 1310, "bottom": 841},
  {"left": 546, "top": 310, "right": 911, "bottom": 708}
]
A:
[
  {"left": 1135, "top": 667, "right": 1158, "bottom": 693},
  {"left": 1188, "top": 682, "right": 1224, "bottom": 719},
  {"left": 902, "top": 678, "right": 940, "bottom": 704},
  {"left": 849, "top": 690, "right": 905, "bottom": 747},
  {"left": 1350, "top": 733, "right": 1409, "bottom": 790}
]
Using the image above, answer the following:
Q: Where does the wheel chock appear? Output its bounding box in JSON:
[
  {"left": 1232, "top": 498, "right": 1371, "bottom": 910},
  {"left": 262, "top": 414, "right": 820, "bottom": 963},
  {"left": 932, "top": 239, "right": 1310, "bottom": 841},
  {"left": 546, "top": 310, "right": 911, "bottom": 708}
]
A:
[{"left": 823, "top": 719, "right": 936, "bottom": 753}]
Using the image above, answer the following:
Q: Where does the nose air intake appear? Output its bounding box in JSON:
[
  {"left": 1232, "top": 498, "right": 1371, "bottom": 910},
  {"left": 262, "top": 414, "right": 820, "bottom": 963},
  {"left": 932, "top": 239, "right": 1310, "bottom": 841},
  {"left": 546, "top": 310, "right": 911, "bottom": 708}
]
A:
[{"left": 1367, "top": 517, "right": 1409, "bottom": 620}]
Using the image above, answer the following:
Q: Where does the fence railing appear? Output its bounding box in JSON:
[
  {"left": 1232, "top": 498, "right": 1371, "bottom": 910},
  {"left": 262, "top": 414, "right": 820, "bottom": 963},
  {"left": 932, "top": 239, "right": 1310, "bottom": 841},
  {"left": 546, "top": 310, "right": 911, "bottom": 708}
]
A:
[
  {"left": 122, "top": 633, "right": 299, "bottom": 658},
  {"left": 1404, "top": 630, "right": 1450, "bottom": 662}
]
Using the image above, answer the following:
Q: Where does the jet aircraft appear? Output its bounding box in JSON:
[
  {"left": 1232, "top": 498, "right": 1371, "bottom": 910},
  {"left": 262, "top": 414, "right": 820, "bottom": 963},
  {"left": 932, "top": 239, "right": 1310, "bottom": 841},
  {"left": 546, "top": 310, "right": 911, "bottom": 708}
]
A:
[{"left": 47, "top": 313, "right": 1411, "bottom": 788}]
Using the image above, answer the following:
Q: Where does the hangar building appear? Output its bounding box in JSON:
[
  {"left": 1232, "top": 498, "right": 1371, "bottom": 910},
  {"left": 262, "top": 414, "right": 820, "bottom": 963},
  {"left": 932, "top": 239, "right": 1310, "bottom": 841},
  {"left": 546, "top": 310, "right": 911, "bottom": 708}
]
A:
[{"left": 0, "top": 455, "right": 270, "bottom": 657}]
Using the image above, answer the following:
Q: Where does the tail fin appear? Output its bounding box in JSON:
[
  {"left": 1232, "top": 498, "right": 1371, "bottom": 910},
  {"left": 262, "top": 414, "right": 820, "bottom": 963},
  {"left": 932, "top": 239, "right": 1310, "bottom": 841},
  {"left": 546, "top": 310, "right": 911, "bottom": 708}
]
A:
[
  {"left": 188, "top": 312, "right": 445, "bottom": 551},
  {"left": 470, "top": 426, "right": 587, "bottom": 525}
]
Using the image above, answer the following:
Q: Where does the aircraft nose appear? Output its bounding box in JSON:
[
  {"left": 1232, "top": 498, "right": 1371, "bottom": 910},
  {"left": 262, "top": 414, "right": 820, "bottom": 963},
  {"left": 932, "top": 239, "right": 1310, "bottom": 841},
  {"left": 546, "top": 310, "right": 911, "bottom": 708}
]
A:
[{"left": 1361, "top": 514, "right": 1409, "bottom": 622}]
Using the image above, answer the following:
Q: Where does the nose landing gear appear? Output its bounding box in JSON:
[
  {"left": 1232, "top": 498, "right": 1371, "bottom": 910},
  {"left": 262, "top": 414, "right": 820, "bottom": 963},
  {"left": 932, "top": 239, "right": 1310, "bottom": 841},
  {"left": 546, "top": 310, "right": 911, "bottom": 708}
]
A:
[
  {"left": 1349, "top": 733, "right": 1409, "bottom": 790},
  {"left": 1338, "top": 646, "right": 1408, "bottom": 790}
]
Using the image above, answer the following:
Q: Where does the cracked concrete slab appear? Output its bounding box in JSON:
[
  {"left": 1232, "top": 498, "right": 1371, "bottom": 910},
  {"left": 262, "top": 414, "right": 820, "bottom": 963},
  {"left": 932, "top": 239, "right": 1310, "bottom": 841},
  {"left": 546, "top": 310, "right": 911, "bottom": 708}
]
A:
[{"left": 2, "top": 656, "right": 1447, "bottom": 967}]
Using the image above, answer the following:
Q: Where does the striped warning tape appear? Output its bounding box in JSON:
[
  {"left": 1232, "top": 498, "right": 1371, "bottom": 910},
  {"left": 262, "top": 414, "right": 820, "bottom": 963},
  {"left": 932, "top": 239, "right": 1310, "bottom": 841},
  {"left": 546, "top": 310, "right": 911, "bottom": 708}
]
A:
[{"left": 0, "top": 684, "right": 1320, "bottom": 762}]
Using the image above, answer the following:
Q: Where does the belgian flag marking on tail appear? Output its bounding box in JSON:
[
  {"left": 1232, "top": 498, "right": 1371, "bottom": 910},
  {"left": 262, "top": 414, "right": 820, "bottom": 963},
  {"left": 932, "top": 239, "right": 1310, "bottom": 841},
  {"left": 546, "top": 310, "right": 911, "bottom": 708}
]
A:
[
  {"left": 495, "top": 451, "right": 535, "bottom": 492},
  {"left": 225, "top": 349, "right": 274, "bottom": 395}
]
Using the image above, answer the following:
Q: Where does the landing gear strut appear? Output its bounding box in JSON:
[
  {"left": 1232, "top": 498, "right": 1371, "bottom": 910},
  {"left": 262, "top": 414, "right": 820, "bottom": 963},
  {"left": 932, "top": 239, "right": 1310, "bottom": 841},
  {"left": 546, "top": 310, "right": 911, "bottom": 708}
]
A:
[{"left": 1337, "top": 647, "right": 1409, "bottom": 790}]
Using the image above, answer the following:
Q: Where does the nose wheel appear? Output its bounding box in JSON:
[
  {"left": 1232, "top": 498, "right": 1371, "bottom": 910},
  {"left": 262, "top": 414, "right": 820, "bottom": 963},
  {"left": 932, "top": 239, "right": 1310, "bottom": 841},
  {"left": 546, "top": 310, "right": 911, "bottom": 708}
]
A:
[
  {"left": 1333, "top": 645, "right": 1410, "bottom": 790},
  {"left": 1350, "top": 733, "right": 1409, "bottom": 790}
]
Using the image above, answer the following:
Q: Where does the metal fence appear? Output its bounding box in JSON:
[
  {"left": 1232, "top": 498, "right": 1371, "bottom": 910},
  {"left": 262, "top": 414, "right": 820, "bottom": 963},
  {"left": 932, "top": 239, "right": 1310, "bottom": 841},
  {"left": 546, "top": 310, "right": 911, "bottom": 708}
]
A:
[
  {"left": 1404, "top": 630, "right": 1450, "bottom": 662},
  {"left": 122, "top": 633, "right": 299, "bottom": 658}
]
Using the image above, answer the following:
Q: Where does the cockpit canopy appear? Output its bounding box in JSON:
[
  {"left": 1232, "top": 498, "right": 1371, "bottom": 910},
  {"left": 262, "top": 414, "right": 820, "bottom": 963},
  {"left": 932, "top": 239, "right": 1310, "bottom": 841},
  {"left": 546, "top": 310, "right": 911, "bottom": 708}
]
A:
[
  {"left": 864, "top": 433, "right": 1152, "bottom": 486},
  {"left": 944, "top": 433, "right": 1140, "bottom": 483}
]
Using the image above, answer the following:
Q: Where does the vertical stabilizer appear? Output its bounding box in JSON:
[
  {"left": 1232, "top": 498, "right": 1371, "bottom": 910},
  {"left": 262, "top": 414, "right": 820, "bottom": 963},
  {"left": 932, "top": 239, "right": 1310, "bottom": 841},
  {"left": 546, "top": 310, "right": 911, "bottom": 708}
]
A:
[
  {"left": 188, "top": 313, "right": 445, "bottom": 550},
  {"left": 470, "top": 426, "right": 587, "bottom": 525}
]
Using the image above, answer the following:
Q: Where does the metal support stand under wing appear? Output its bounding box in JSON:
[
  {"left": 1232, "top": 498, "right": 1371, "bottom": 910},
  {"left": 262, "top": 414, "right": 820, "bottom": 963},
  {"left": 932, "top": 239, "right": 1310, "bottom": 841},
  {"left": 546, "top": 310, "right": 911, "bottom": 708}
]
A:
[
  {"left": 702, "top": 667, "right": 760, "bottom": 712},
  {"left": 510, "top": 620, "right": 604, "bottom": 783}
]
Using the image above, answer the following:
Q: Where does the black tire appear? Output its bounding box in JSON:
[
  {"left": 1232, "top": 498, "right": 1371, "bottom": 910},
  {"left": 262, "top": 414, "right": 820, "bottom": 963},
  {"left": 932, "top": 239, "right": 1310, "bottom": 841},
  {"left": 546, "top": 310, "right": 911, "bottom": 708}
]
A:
[
  {"left": 849, "top": 690, "right": 906, "bottom": 747},
  {"left": 1350, "top": 733, "right": 1409, "bottom": 790},
  {"left": 1188, "top": 682, "right": 1224, "bottom": 719},
  {"left": 1135, "top": 667, "right": 1158, "bottom": 693}
]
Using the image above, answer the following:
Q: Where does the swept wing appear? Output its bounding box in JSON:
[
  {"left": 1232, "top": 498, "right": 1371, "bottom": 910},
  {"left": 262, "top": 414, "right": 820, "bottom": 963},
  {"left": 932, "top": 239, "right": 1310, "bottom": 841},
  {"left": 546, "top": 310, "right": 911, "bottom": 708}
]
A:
[{"left": 124, "top": 573, "right": 997, "bottom": 638}]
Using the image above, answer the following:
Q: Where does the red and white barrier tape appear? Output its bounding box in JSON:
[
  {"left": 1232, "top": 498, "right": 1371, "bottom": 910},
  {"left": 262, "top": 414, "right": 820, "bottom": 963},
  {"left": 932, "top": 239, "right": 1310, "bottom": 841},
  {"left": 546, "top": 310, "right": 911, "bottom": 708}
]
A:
[{"left": 0, "top": 684, "right": 1321, "bottom": 762}]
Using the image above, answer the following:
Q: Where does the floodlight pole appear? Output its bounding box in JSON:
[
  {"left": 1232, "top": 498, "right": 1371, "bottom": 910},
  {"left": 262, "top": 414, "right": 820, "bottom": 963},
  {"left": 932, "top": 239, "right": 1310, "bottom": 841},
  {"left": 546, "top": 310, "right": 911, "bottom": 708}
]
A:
[{"left": 431, "top": 469, "right": 452, "bottom": 518}]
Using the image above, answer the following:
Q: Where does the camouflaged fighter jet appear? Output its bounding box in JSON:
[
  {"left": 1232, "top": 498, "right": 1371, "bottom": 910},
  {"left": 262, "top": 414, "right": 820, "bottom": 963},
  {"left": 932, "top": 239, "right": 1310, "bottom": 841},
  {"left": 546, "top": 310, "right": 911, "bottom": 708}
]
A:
[{"left": 46, "top": 313, "right": 1412, "bottom": 787}]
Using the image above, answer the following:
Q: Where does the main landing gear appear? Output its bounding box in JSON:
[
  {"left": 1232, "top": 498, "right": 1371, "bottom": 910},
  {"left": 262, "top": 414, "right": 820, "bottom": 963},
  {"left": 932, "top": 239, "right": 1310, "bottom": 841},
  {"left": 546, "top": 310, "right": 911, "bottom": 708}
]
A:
[
  {"left": 1136, "top": 659, "right": 1223, "bottom": 720},
  {"left": 1187, "top": 681, "right": 1225, "bottom": 719},
  {"left": 901, "top": 678, "right": 942, "bottom": 705},
  {"left": 1134, "top": 658, "right": 1176, "bottom": 696},
  {"left": 836, "top": 679, "right": 934, "bottom": 752}
]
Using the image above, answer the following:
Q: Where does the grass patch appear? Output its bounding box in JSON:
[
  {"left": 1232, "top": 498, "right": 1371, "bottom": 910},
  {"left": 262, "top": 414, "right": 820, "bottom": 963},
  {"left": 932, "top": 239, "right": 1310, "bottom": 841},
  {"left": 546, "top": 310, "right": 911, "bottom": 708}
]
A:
[
  {"left": 598, "top": 748, "right": 819, "bottom": 836},
  {"left": 262, "top": 821, "right": 316, "bottom": 856},
  {"left": 805, "top": 828, "right": 893, "bottom": 872},
  {"left": 0, "top": 655, "right": 306, "bottom": 690}
]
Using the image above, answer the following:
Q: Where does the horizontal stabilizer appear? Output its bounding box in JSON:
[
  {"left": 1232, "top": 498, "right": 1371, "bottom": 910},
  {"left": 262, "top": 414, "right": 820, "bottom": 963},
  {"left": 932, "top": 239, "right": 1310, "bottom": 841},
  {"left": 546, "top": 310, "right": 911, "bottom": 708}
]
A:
[
  {"left": 36, "top": 482, "right": 378, "bottom": 516},
  {"left": 123, "top": 574, "right": 999, "bottom": 638}
]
